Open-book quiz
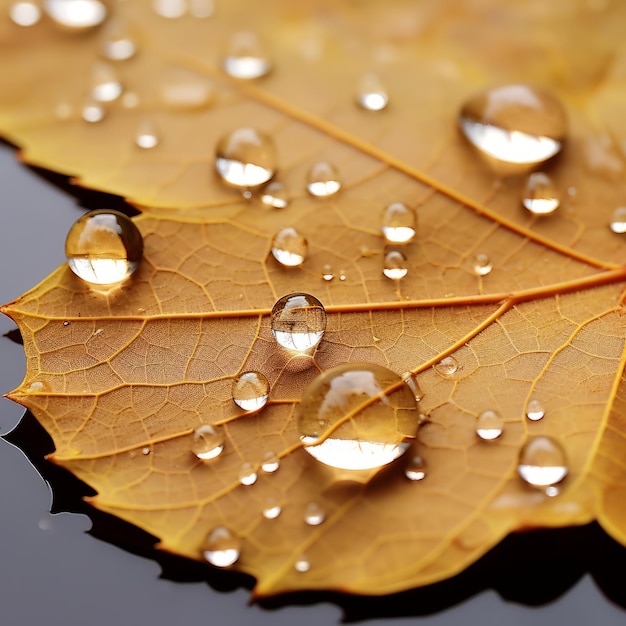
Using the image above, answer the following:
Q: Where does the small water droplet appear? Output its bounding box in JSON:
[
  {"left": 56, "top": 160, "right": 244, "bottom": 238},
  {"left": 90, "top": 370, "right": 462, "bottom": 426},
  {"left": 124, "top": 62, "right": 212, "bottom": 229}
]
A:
[
  {"left": 545, "top": 485, "right": 560, "bottom": 497},
  {"left": 121, "top": 92, "right": 140, "bottom": 109},
  {"left": 159, "top": 70, "right": 214, "bottom": 110},
  {"left": 222, "top": 31, "right": 272, "bottom": 79},
  {"left": 215, "top": 128, "right": 276, "bottom": 189},
  {"left": 339, "top": 271, "right": 347, "bottom": 281},
  {"left": 609, "top": 206, "right": 626, "bottom": 233},
  {"left": 191, "top": 424, "right": 225, "bottom": 460},
  {"left": 260, "top": 181, "right": 289, "bottom": 209},
  {"left": 262, "top": 498, "right": 282, "bottom": 519},
  {"left": 203, "top": 527, "right": 240, "bottom": 567},
  {"left": 44, "top": 0, "right": 107, "bottom": 30},
  {"left": 270, "top": 227, "right": 307, "bottom": 267},
  {"left": 381, "top": 202, "right": 416, "bottom": 243},
  {"left": 271, "top": 292, "right": 326, "bottom": 351},
  {"left": 65, "top": 210, "right": 143, "bottom": 285},
  {"left": 458, "top": 84, "right": 567, "bottom": 165},
  {"left": 322, "top": 264, "right": 334, "bottom": 281},
  {"left": 401, "top": 372, "right": 424, "bottom": 402},
  {"left": 232, "top": 371, "right": 269, "bottom": 411},
  {"left": 81, "top": 99, "right": 105, "bottom": 123},
  {"left": 434, "top": 356, "right": 458, "bottom": 378},
  {"left": 63, "top": 321, "right": 70, "bottom": 327},
  {"left": 383, "top": 249, "right": 408, "bottom": 280},
  {"left": 525, "top": 399, "right": 545, "bottom": 422},
  {"left": 28, "top": 381, "right": 46, "bottom": 393},
  {"left": 10, "top": 1, "right": 41, "bottom": 26},
  {"left": 99, "top": 19, "right": 136, "bottom": 61},
  {"left": 90, "top": 62, "right": 123, "bottom": 103},
  {"left": 522, "top": 172, "right": 560, "bottom": 215},
  {"left": 475, "top": 410, "right": 504, "bottom": 441},
  {"left": 135, "top": 119, "right": 160, "bottom": 150},
  {"left": 356, "top": 73, "right": 389, "bottom": 111},
  {"left": 239, "top": 462, "right": 258, "bottom": 486},
  {"left": 189, "top": 0, "right": 213, "bottom": 18},
  {"left": 304, "top": 501, "right": 325, "bottom": 526},
  {"left": 306, "top": 162, "right": 341, "bottom": 197},
  {"left": 261, "top": 451, "right": 280, "bottom": 473},
  {"left": 153, "top": 0, "right": 186, "bottom": 19},
  {"left": 473, "top": 253, "right": 492, "bottom": 276},
  {"left": 294, "top": 555, "right": 310, "bottom": 572},
  {"left": 141, "top": 446, "right": 151, "bottom": 455},
  {"left": 404, "top": 455, "right": 426, "bottom": 481},
  {"left": 517, "top": 436, "right": 568, "bottom": 488},
  {"left": 298, "top": 363, "right": 419, "bottom": 471}
]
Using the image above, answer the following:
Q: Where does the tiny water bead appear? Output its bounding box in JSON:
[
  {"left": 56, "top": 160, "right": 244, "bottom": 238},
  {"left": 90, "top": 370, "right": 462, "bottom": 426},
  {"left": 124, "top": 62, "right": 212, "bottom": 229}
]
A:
[
  {"left": 99, "top": 19, "right": 136, "bottom": 61},
  {"left": 215, "top": 128, "right": 276, "bottom": 189},
  {"left": 271, "top": 227, "right": 307, "bottom": 267},
  {"left": 10, "top": 1, "right": 41, "bottom": 26},
  {"left": 322, "top": 264, "right": 334, "bottom": 281},
  {"left": 90, "top": 62, "right": 123, "bottom": 103},
  {"left": 270, "top": 292, "right": 326, "bottom": 351},
  {"left": 434, "top": 356, "right": 458, "bottom": 378},
  {"left": 304, "top": 501, "right": 325, "bottom": 526},
  {"left": 65, "top": 210, "right": 143, "bottom": 285},
  {"left": 44, "top": 0, "right": 108, "bottom": 30},
  {"left": 475, "top": 410, "right": 504, "bottom": 441},
  {"left": 522, "top": 172, "right": 560, "bottom": 215},
  {"left": 263, "top": 498, "right": 282, "bottom": 520},
  {"left": 306, "top": 162, "right": 341, "bottom": 197},
  {"left": 525, "top": 399, "right": 545, "bottom": 422},
  {"left": 203, "top": 527, "right": 240, "bottom": 568},
  {"left": 517, "top": 436, "right": 568, "bottom": 489},
  {"left": 294, "top": 556, "right": 310, "bottom": 573},
  {"left": 404, "top": 455, "right": 426, "bottom": 481},
  {"left": 298, "top": 363, "right": 419, "bottom": 471},
  {"left": 459, "top": 84, "right": 567, "bottom": 165},
  {"left": 239, "top": 462, "right": 258, "bottom": 486},
  {"left": 261, "top": 451, "right": 280, "bottom": 473},
  {"left": 383, "top": 249, "right": 408, "bottom": 280},
  {"left": 473, "top": 253, "right": 492, "bottom": 276},
  {"left": 232, "top": 371, "right": 269, "bottom": 411},
  {"left": 81, "top": 99, "right": 105, "bottom": 123},
  {"left": 191, "top": 424, "right": 225, "bottom": 460},
  {"left": 609, "top": 206, "right": 626, "bottom": 234},
  {"left": 222, "top": 31, "right": 272, "bottom": 79},
  {"left": 381, "top": 202, "right": 416, "bottom": 244},
  {"left": 135, "top": 119, "right": 160, "bottom": 149},
  {"left": 356, "top": 73, "right": 389, "bottom": 111},
  {"left": 260, "top": 181, "right": 289, "bottom": 209},
  {"left": 402, "top": 372, "right": 424, "bottom": 402}
]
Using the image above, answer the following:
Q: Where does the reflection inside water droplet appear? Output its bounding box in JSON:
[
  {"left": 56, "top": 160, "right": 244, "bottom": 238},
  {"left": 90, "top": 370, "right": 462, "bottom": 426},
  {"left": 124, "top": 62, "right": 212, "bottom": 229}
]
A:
[
  {"left": 10, "top": 1, "right": 41, "bottom": 26},
  {"left": 525, "top": 399, "right": 545, "bottom": 421},
  {"left": 475, "top": 410, "right": 504, "bottom": 441},
  {"left": 610, "top": 207, "right": 626, "bottom": 233},
  {"left": 261, "top": 451, "right": 280, "bottom": 473},
  {"left": 222, "top": 31, "right": 272, "bottom": 79},
  {"left": 434, "top": 356, "right": 458, "bottom": 378},
  {"left": 90, "top": 62, "right": 123, "bottom": 103},
  {"left": 260, "top": 181, "right": 289, "bottom": 209},
  {"left": 357, "top": 73, "right": 389, "bottom": 111},
  {"left": 518, "top": 436, "right": 568, "bottom": 488},
  {"left": 404, "top": 455, "right": 426, "bottom": 481},
  {"left": 271, "top": 292, "right": 326, "bottom": 351},
  {"left": 522, "top": 172, "right": 560, "bottom": 215},
  {"left": 203, "top": 527, "right": 240, "bottom": 567},
  {"left": 232, "top": 371, "right": 269, "bottom": 411},
  {"left": 381, "top": 202, "right": 416, "bottom": 243},
  {"left": 44, "top": 0, "right": 108, "bottom": 30},
  {"left": 306, "top": 162, "right": 341, "bottom": 197},
  {"left": 271, "top": 227, "right": 307, "bottom": 267},
  {"left": 82, "top": 99, "right": 105, "bottom": 123},
  {"left": 191, "top": 424, "right": 225, "bottom": 460},
  {"left": 294, "top": 555, "right": 310, "bottom": 572},
  {"left": 322, "top": 264, "right": 334, "bottom": 281},
  {"left": 304, "top": 501, "right": 325, "bottom": 526}
]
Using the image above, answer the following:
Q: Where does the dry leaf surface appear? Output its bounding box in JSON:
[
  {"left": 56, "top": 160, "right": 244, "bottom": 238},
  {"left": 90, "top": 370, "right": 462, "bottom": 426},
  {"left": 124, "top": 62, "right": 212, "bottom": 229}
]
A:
[{"left": 2, "top": 0, "right": 626, "bottom": 596}]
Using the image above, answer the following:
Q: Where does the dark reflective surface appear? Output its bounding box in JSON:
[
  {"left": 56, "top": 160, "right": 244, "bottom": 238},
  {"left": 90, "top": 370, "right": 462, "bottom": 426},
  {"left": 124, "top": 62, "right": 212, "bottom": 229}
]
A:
[{"left": 2, "top": 143, "right": 626, "bottom": 626}]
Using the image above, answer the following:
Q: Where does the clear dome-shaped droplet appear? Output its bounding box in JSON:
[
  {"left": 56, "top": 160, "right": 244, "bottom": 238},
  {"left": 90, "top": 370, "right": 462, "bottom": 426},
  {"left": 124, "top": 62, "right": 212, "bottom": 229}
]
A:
[
  {"left": 81, "top": 99, "right": 105, "bottom": 123},
  {"left": 294, "top": 555, "right": 310, "bottom": 572},
  {"left": 261, "top": 451, "right": 280, "bottom": 473},
  {"left": 191, "top": 424, "right": 225, "bottom": 460},
  {"left": 404, "top": 455, "right": 426, "bottom": 481},
  {"left": 304, "top": 501, "right": 325, "bottom": 526},
  {"left": 99, "top": 18, "right": 136, "bottom": 61},
  {"left": 222, "top": 31, "right": 272, "bottom": 79},
  {"left": 473, "top": 253, "right": 492, "bottom": 276},
  {"left": 357, "top": 73, "right": 389, "bottom": 111},
  {"left": 260, "top": 181, "right": 289, "bottom": 209},
  {"left": 239, "top": 462, "right": 257, "bottom": 486},
  {"left": 44, "top": 0, "right": 107, "bottom": 30},
  {"left": 381, "top": 202, "right": 416, "bottom": 243},
  {"left": 135, "top": 119, "right": 160, "bottom": 149},
  {"left": 459, "top": 84, "right": 567, "bottom": 165},
  {"left": 475, "top": 410, "right": 504, "bottom": 441},
  {"left": 263, "top": 498, "right": 281, "bottom": 519},
  {"left": 518, "top": 436, "right": 568, "bottom": 488},
  {"left": 306, "top": 162, "right": 341, "bottom": 197},
  {"left": 215, "top": 128, "right": 276, "bottom": 189},
  {"left": 65, "top": 210, "right": 143, "bottom": 285},
  {"left": 526, "top": 399, "right": 545, "bottom": 422},
  {"left": 401, "top": 372, "right": 424, "bottom": 402},
  {"left": 232, "top": 371, "right": 269, "bottom": 411},
  {"left": 90, "top": 62, "right": 123, "bottom": 103},
  {"left": 522, "top": 172, "right": 560, "bottom": 215},
  {"left": 28, "top": 380, "right": 48, "bottom": 393},
  {"left": 271, "top": 292, "right": 326, "bottom": 351},
  {"left": 322, "top": 264, "right": 334, "bottom": 281},
  {"left": 203, "top": 527, "right": 240, "bottom": 567},
  {"left": 10, "top": 1, "right": 41, "bottom": 26},
  {"left": 383, "top": 249, "right": 408, "bottom": 280},
  {"left": 434, "top": 356, "right": 458, "bottom": 378},
  {"left": 609, "top": 206, "right": 626, "bottom": 233},
  {"left": 298, "top": 363, "right": 419, "bottom": 471},
  {"left": 153, "top": 0, "right": 186, "bottom": 18},
  {"left": 271, "top": 227, "right": 307, "bottom": 267}
]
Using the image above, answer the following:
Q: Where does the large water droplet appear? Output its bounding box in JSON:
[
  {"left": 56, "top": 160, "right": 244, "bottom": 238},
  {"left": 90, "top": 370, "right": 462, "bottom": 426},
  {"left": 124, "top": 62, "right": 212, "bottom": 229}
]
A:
[
  {"left": 518, "top": 436, "right": 568, "bottom": 488},
  {"left": 473, "top": 253, "right": 492, "bottom": 276},
  {"left": 522, "top": 172, "right": 560, "bottom": 215},
  {"left": 475, "top": 410, "right": 504, "bottom": 441},
  {"left": 404, "top": 455, "right": 426, "bottom": 481},
  {"left": 215, "top": 128, "right": 276, "bottom": 189},
  {"left": 306, "top": 162, "right": 341, "bottom": 197},
  {"left": 304, "top": 501, "right": 325, "bottom": 526},
  {"left": 159, "top": 71, "right": 214, "bottom": 110},
  {"left": 81, "top": 99, "right": 105, "bottom": 123},
  {"left": 459, "top": 84, "right": 567, "bottom": 165},
  {"left": 381, "top": 202, "right": 416, "bottom": 243},
  {"left": 525, "top": 399, "right": 545, "bottom": 422},
  {"left": 44, "top": 0, "right": 107, "bottom": 30},
  {"left": 356, "top": 73, "right": 389, "bottom": 111},
  {"left": 609, "top": 206, "right": 626, "bottom": 234},
  {"left": 260, "top": 181, "right": 289, "bottom": 209},
  {"left": 222, "top": 32, "right": 272, "bottom": 79},
  {"left": 135, "top": 119, "right": 160, "bottom": 149},
  {"left": 434, "top": 356, "right": 458, "bottom": 378},
  {"left": 232, "top": 371, "right": 269, "bottom": 411},
  {"left": 239, "top": 462, "right": 258, "bottom": 486},
  {"left": 99, "top": 19, "right": 136, "bottom": 61},
  {"left": 90, "top": 62, "right": 123, "bottom": 103},
  {"left": 65, "top": 210, "right": 143, "bottom": 285},
  {"left": 203, "top": 527, "right": 240, "bottom": 567},
  {"left": 191, "top": 424, "right": 225, "bottom": 460},
  {"left": 261, "top": 451, "right": 280, "bottom": 473},
  {"left": 298, "top": 363, "right": 419, "bottom": 471},
  {"left": 270, "top": 227, "right": 307, "bottom": 267},
  {"left": 10, "top": 1, "right": 41, "bottom": 26},
  {"left": 383, "top": 249, "right": 408, "bottom": 280},
  {"left": 271, "top": 292, "right": 326, "bottom": 351},
  {"left": 153, "top": 0, "right": 186, "bottom": 19}
]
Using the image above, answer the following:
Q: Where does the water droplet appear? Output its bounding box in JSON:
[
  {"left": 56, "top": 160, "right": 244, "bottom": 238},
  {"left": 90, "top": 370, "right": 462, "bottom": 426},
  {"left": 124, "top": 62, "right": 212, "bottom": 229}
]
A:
[
  {"left": 473, "top": 253, "right": 492, "bottom": 276},
  {"left": 28, "top": 381, "right": 47, "bottom": 393},
  {"left": 401, "top": 372, "right": 424, "bottom": 402},
  {"left": 294, "top": 555, "right": 310, "bottom": 572},
  {"left": 65, "top": 210, "right": 143, "bottom": 285},
  {"left": 475, "top": 410, "right": 504, "bottom": 441},
  {"left": 271, "top": 293, "right": 326, "bottom": 351},
  {"left": 383, "top": 249, "right": 408, "bottom": 280},
  {"left": 99, "top": 19, "right": 136, "bottom": 61},
  {"left": 153, "top": 0, "right": 186, "bottom": 19},
  {"left": 522, "top": 172, "right": 560, "bottom": 215},
  {"left": 404, "top": 455, "right": 426, "bottom": 481},
  {"left": 202, "top": 527, "right": 240, "bottom": 567},
  {"left": 261, "top": 451, "right": 280, "bottom": 473},
  {"left": 135, "top": 119, "right": 160, "bottom": 150},
  {"left": 270, "top": 227, "right": 307, "bottom": 267},
  {"left": 433, "top": 356, "right": 458, "bottom": 378},
  {"left": 121, "top": 92, "right": 140, "bottom": 109},
  {"left": 239, "top": 462, "right": 258, "bottom": 486},
  {"left": 215, "top": 128, "right": 276, "bottom": 189},
  {"left": 517, "top": 436, "right": 568, "bottom": 488},
  {"left": 298, "top": 363, "right": 419, "bottom": 471},
  {"left": 262, "top": 498, "right": 281, "bottom": 519},
  {"left": 44, "top": 0, "right": 107, "bottom": 30},
  {"left": 458, "top": 84, "right": 567, "bottom": 164},
  {"left": 232, "top": 371, "right": 269, "bottom": 411},
  {"left": 10, "top": 1, "right": 41, "bottom": 26},
  {"left": 191, "top": 424, "right": 225, "bottom": 460},
  {"left": 322, "top": 264, "right": 334, "bottom": 281},
  {"left": 63, "top": 321, "right": 70, "bottom": 327},
  {"left": 525, "top": 399, "right": 545, "bottom": 422},
  {"left": 81, "top": 99, "right": 105, "bottom": 123},
  {"left": 159, "top": 70, "right": 214, "bottom": 109},
  {"left": 90, "top": 62, "right": 123, "bottom": 103},
  {"left": 222, "top": 32, "right": 272, "bottom": 79},
  {"left": 356, "top": 73, "right": 389, "bottom": 111},
  {"left": 545, "top": 485, "right": 560, "bottom": 497},
  {"left": 609, "top": 206, "right": 626, "bottom": 233},
  {"left": 260, "top": 181, "right": 289, "bottom": 209},
  {"left": 189, "top": 0, "right": 213, "bottom": 18},
  {"left": 142, "top": 446, "right": 151, "bottom": 455},
  {"left": 304, "top": 501, "right": 325, "bottom": 526},
  {"left": 306, "top": 162, "right": 341, "bottom": 197},
  {"left": 381, "top": 202, "right": 416, "bottom": 243}
]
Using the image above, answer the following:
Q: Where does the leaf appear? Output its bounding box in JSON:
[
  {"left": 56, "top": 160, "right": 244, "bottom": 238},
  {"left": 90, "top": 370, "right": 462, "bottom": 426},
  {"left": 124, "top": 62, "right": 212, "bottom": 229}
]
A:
[{"left": 2, "top": 0, "right": 626, "bottom": 598}]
